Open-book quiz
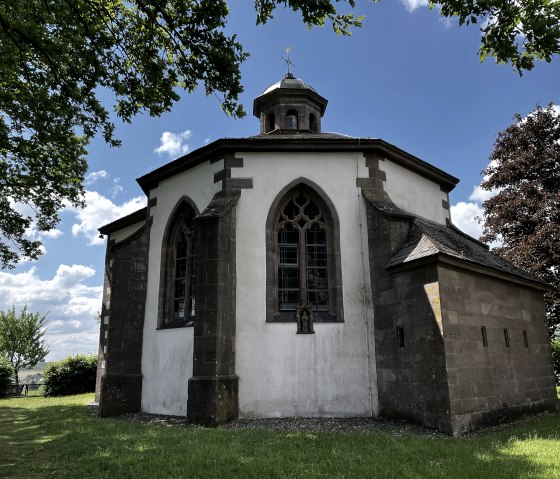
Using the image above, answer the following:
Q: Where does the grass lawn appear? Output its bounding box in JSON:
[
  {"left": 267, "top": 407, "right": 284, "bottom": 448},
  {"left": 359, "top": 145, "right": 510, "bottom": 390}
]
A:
[{"left": 1, "top": 394, "right": 559, "bottom": 479}]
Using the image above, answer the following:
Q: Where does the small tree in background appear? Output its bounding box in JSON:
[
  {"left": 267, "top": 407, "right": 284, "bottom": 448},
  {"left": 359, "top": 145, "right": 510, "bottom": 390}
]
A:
[
  {"left": 0, "top": 356, "right": 14, "bottom": 397},
  {"left": 0, "top": 306, "right": 49, "bottom": 387},
  {"left": 480, "top": 104, "right": 560, "bottom": 336},
  {"left": 43, "top": 354, "right": 97, "bottom": 397}
]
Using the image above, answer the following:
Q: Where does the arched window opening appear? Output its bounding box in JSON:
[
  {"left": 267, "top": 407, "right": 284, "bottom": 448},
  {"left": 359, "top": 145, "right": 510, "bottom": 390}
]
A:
[
  {"left": 266, "top": 113, "right": 276, "bottom": 133},
  {"left": 160, "top": 202, "right": 197, "bottom": 328},
  {"left": 277, "top": 191, "right": 329, "bottom": 313},
  {"left": 266, "top": 180, "right": 343, "bottom": 324},
  {"left": 309, "top": 113, "right": 318, "bottom": 133},
  {"left": 286, "top": 109, "right": 298, "bottom": 129}
]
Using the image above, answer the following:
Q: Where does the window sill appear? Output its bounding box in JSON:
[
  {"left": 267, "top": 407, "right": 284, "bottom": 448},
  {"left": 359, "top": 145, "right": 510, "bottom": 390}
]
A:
[
  {"left": 267, "top": 311, "right": 342, "bottom": 323},
  {"left": 157, "top": 319, "right": 194, "bottom": 330}
]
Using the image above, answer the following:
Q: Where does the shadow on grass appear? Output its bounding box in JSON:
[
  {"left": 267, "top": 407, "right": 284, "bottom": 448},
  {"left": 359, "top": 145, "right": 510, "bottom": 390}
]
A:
[{"left": 1, "top": 396, "right": 559, "bottom": 479}]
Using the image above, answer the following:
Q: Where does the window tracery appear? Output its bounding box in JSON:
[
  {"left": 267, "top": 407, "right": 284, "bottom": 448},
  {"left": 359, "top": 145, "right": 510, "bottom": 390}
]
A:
[{"left": 159, "top": 201, "right": 197, "bottom": 328}]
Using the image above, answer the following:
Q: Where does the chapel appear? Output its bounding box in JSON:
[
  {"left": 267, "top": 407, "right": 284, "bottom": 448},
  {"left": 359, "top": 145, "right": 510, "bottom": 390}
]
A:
[{"left": 95, "top": 73, "right": 557, "bottom": 435}]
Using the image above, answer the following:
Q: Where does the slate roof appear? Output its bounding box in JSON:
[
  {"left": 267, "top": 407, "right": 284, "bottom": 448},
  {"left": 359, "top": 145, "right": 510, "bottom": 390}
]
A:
[{"left": 387, "top": 215, "right": 545, "bottom": 286}]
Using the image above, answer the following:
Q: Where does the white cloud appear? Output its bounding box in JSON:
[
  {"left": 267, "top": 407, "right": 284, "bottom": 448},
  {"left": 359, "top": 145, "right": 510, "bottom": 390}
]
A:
[
  {"left": 109, "top": 177, "right": 124, "bottom": 198},
  {"left": 154, "top": 130, "right": 192, "bottom": 157},
  {"left": 85, "top": 170, "right": 109, "bottom": 185},
  {"left": 0, "top": 265, "right": 102, "bottom": 360},
  {"left": 67, "top": 190, "right": 146, "bottom": 245},
  {"left": 468, "top": 185, "right": 497, "bottom": 203},
  {"left": 451, "top": 201, "right": 484, "bottom": 239},
  {"left": 451, "top": 182, "right": 499, "bottom": 240},
  {"left": 400, "top": 0, "right": 429, "bottom": 12}
]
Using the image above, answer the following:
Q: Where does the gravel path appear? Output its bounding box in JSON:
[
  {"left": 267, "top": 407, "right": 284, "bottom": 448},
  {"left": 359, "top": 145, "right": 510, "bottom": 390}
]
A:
[
  {"left": 88, "top": 404, "right": 445, "bottom": 437},
  {"left": 89, "top": 403, "right": 553, "bottom": 438}
]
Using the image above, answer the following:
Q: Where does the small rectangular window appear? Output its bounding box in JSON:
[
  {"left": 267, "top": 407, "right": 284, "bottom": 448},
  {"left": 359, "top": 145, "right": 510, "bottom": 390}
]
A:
[
  {"left": 397, "top": 326, "right": 405, "bottom": 348},
  {"left": 504, "top": 328, "right": 510, "bottom": 348},
  {"left": 481, "top": 326, "right": 488, "bottom": 347},
  {"left": 523, "top": 330, "right": 529, "bottom": 348}
]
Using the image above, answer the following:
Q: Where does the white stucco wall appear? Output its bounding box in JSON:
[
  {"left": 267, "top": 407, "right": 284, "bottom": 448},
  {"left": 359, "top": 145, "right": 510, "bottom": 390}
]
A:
[
  {"left": 108, "top": 221, "right": 145, "bottom": 244},
  {"left": 233, "top": 152, "right": 378, "bottom": 417},
  {"left": 135, "top": 147, "right": 452, "bottom": 418},
  {"left": 382, "top": 158, "right": 450, "bottom": 224},
  {"left": 140, "top": 159, "right": 223, "bottom": 415}
]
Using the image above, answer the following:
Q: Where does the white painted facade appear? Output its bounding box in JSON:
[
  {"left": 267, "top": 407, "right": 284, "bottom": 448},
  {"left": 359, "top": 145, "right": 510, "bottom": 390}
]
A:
[
  {"left": 140, "top": 159, "right": 222, "bottom": 415},
  {"left": 234, "top": 151, "right": 377, "bottom": 417},
  {"left": 105, "top": 149, "right": 450, "bottom": 418},
  {"left": 382, "top": 158, "right": 450, "bottom": 225}
]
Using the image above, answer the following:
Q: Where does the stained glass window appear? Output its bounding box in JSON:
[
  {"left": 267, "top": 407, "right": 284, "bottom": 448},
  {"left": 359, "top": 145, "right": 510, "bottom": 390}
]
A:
[
  {"left": 161, "top": 205, "right": 196, "bottom": 328},
  {"left": 277, "top": 192, "right": 328, "bottom": 312}
]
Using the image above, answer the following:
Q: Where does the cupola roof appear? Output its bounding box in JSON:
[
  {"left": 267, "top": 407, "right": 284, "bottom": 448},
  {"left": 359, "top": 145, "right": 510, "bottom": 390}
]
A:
[{"left": 253, "top": 73, "right": 328, "bottom": 134}]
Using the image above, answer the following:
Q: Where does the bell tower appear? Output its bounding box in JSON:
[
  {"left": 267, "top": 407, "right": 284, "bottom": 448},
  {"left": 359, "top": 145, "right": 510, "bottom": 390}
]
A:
[{"left": 253, "top": 73, "right": 328, "bottom": 134}]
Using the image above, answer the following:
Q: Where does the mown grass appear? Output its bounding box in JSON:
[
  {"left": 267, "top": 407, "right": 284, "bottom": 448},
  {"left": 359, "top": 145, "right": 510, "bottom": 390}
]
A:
[{"left": 1, "top": 394, "right": 559, "bottom": 479}]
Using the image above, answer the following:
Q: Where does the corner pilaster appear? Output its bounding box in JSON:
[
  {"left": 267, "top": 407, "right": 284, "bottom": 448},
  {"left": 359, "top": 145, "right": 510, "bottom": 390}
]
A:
[
  {"left": 187, "top": 190, "right": 240, "bottom": 426},
  {"left": 98, "top": 218, "right": 151, "bottom": 417}
]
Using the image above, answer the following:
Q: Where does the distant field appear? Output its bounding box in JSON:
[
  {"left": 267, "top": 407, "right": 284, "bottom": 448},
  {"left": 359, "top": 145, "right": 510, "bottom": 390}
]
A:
[
  {"left": 0, "top": 394, "right": 559, "bottom": 479},
  {"left": 17, "top": 362, "right": 48, "bottom": 382}
]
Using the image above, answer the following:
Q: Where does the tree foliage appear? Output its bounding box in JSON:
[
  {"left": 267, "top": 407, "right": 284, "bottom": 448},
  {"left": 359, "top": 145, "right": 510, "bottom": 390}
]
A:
[
  {"left": 42, "top": 353, "right": 97, "bottom": 397},
  {"left": 480, "top": 104, "right": 560, "bottom": 335},
  {"left": 436, "top": 0, "right": 560, "bottom": 72},
  {"left": 552, "top": 334, "right": 560, "bottom": 385},
  {"left": 0, "top": 356, "right": 14, "bottom": 397},
  {"left": 0, "top": 305, "right": 49, "bottom": 386},
  {"left": 1, "top": 0, "right": 559, "bottom": 267}
]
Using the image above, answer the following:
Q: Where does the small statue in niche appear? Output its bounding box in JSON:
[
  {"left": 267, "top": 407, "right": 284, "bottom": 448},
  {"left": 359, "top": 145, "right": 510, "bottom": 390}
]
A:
[{"left": 296, "top": 301, "right": 314, "bottom": 334}]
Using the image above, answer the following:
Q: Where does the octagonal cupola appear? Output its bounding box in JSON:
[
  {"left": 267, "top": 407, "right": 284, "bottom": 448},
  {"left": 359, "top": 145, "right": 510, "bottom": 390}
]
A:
[{"left": 253, "top": 73, "right": 328, "bottom": 134}]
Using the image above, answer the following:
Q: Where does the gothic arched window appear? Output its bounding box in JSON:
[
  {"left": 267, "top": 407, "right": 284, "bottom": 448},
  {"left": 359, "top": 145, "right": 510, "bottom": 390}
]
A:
[
  {"left": 277, "top": 193, "right": 328, "bottom": 312},
  {"left": 266, "top": 181, "right": 343, "bottom": 323},
  {"left": 159, "top": 200, "right": 198, "bottom": 328}
]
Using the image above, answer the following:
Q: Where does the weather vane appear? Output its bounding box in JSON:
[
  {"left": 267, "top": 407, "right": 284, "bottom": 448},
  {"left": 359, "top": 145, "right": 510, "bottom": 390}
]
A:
[{"left": 283, "top": 46, "right": 295, "bottom": 78}]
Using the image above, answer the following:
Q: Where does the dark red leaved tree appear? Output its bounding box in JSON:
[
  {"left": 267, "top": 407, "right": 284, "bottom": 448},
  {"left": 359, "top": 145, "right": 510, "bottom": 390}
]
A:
[{"left": 480, "top": 104, "right": 560, "bottom": 336}]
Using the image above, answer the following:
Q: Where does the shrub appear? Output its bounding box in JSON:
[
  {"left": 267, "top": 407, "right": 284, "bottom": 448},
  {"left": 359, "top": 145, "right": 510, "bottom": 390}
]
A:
[
  {"left": 0, "top": 356, "right": 14, "bottom": 398},
  {"left": 552, "top": 338, "right": 560, "bottom": 386},
  {"left": 43, "top": 353, "right": 97, "bottom": 397}
]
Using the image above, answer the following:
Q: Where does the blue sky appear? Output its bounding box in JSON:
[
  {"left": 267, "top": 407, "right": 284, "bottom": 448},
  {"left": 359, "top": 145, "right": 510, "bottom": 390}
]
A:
[{"left": 1, "top": 1, "right": 558, "bottom": 360}]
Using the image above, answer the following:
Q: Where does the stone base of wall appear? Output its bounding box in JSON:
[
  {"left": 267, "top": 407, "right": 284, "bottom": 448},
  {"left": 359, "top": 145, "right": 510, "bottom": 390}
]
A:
[
  {"left": 187, "top": 375, "right": 239, "bottom": 426},
  {"left": 451, "top": 398, "right": 558, "bottom": 436},
  {"left": 98, "top": 373, "right": 142, "bottom": 417}
]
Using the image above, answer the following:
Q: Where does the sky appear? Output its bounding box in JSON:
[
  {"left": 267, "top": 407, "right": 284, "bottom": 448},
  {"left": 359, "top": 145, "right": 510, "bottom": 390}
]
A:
[{"left": 1, "top": 1, "right": 558, "bottom": 361}]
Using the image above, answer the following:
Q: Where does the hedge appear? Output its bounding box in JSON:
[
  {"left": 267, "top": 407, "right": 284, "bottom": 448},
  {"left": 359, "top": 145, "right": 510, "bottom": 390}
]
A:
[
  {"left": 43, "top": 353, "right": 97, "bottom": 396},
  {"left": 0, "top": 357, "right": 14, "bottom": 398}
]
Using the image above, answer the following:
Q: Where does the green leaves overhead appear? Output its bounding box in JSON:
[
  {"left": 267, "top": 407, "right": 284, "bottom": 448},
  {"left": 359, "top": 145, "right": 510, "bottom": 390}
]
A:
[
  {"left": 436, "top": 0, "right": 560, "bottom": 72},
  {"left": 1, "top": 0, "right": 559, "bottom": 267}
]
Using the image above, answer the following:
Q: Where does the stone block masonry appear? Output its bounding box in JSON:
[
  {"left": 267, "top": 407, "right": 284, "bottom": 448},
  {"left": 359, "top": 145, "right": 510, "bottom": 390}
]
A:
[
  {"left": 98, "top": 219, "right": 151, "bottom": 417},
  {"left": 439, "top": 264, "right": 558, "bottom": 435},
  {"left": 187, "top": 190, "right": 240, "bottom": 426}
]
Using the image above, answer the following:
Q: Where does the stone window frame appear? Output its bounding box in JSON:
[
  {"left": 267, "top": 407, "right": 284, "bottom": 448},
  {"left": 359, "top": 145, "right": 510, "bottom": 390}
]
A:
[
  {"left": 266, "top": 178, "right": 343, "bottom": 323},
  {"left": 157, "top": 196, "right": 199, "bottom": 329}
]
